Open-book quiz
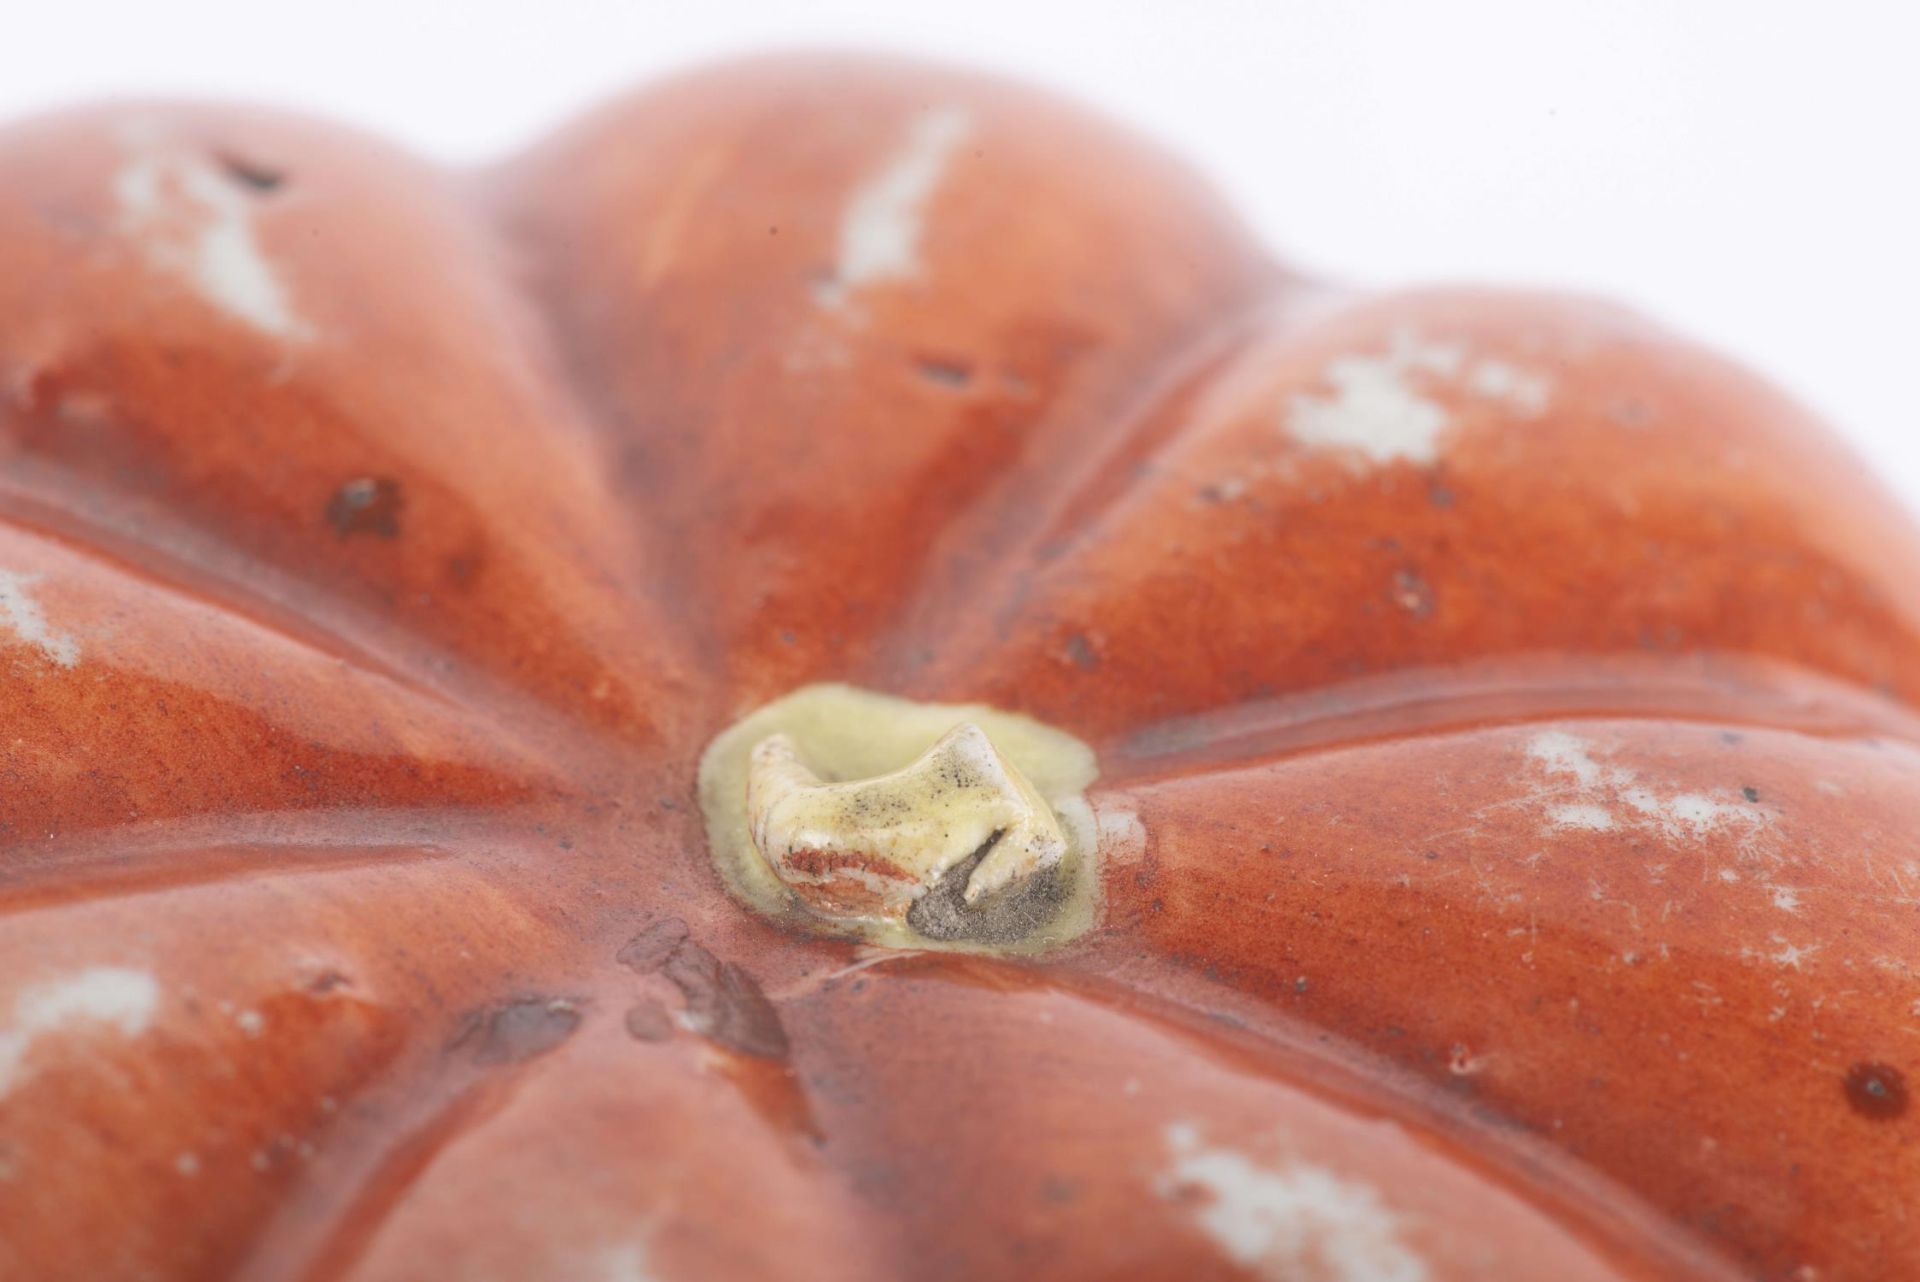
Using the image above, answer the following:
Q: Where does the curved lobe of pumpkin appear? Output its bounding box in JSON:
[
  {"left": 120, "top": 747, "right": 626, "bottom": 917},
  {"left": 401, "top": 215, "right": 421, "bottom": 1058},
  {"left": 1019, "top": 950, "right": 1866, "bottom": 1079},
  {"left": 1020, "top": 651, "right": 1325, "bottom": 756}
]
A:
[
  {"left": 319, "top": 1010, "right": 886, "bottom": 1282},
  {"left": 1097, "top": 651, "right": 1920, "bottom": 787},
  {"left": 491, "top": 55, "right": 1287, "bottom": 712},
  {"left": 1084, "top": 716, "right": 1920, "bottom": 1279},
  {"left": 780, "top": 958, "right": 1731, "bottom": 1282},
  {"left": 912, "top": 291, "right": 1920, "bottom": 744},
  {"left": 0, "top": 851, "right": 587, "bottom": 1282},
  {"left": 0, "top": 102, "right": 696, "bottom": 746},
  {"left": 0, "top": 521, "right": 557, "bottom": 853}
]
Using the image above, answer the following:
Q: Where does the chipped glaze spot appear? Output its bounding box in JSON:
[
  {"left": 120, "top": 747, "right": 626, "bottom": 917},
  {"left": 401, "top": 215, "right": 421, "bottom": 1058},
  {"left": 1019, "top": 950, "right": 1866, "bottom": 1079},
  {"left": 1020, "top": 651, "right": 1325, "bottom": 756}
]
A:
[
  {"left": 1095, "top": 802, "right": 1148, "bottom": 866},
  {"left": 0, "top": 967, "right": 158, "bottom": 1098},
  {"left": 1284, "top": 329, "right": 1552, "bottom": 467},
  {"left": 1159, "top": 1124, "right": 1428, "bottom": 1282},
  {"left": 234, "top": 1008, "right": 265, "bottom": 1037},
  {"left": 114, "top": 127, "right": 307, "bottom": 338},
  {"left": 815, "top": 108, "right": 971, "bottom": 309},
  {"left": 1447, "top": 1044, "right": 1490, "bottom": 1077},
  {"left": 0, "top": 570, "right": 79, "bottom": 668}
]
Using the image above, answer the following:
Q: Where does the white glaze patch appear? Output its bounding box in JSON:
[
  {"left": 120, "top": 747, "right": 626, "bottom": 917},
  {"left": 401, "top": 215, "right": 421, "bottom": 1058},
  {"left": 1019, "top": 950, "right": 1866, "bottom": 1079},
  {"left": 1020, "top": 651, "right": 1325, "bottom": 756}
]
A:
[
  {"left": 0, "top": 570, "right": 79, "bottom": 667},
  {"left": 1095, "top": 803, "right": 1148, "bottom": 866},
  {"left": 0, "top": 967, "right": 158, "bottom": 1098},
  {"left": 1526, "top": 730, "right": 1606, "bottom": 787},
  {"left": 115, "top": 130, "right": 306, "bottom": 338},
  {"left": 1544, "top": 803, "right": 1615, "bottom": 832},
  {"left": 1159, "top": 1124, "right": 1427, "bottom": 1282},
  {"left": 1524, "top": 732, "right": 1767, "bottom": 844},
  {"left": 1286, "top": 333, "right": 1457, "bottom": 467},
  {"left": 815, "top": 108, "right": 971, "bottom": 309},
  {"left": 1285, "top": 329, "right": 1551, "bottom": 467},
  {"left": 1465, "top": 358, "right": 1551, "bottom": 414},
  {"left": 594, "top": 1243, "right": 660, "bottom": 1282},
  {"left": 1743, "top": 935, "right": 1821, "bottom": 971}
]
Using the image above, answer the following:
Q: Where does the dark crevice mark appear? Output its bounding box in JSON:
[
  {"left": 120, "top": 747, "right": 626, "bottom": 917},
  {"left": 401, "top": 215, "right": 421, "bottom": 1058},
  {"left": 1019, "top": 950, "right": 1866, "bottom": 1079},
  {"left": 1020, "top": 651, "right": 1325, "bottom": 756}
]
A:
[
  {"left": 216, "top": 151, "right": 286, "bottom": 193},
  {"left": 444, "top": 551, "right": 482, "bottom": 587},
  {"left": 1193, "top": 478, "right": 1247, "bottom": 505},
  {"left": 661, "top": 942, "right": 789, "bottom": 1061},
  {"left": 451, "top": 997, "right": 581, "bottom": 1066},
  {"left": 1844, "top": 1061, "right": 1908, "bottom": 1119},
  {"left": 1609, "top": 397, "right": 1653, "bottom": 426},
  {"left": 326, "top": 477, "right": 403, "bottom": 539},
  {"left": 915, "top": 357, "right": 975, "bottom": 388},
  {"left": 1039, "top": 1176, "right": 1083, "bottom": 1205},
  {"left": 306, "top": 969, "right": 353, "bottom": 994},
  {"left": 623, "top": 999, "right": 674, "bottom": 1042},
  {"left": 1063, "top": 632, "right": 1099, "bottom": 672},
  {"left": 616, "top": 919, "right": 787, "bottom": 1060},
  {"left": 616, "top": 918, "right": 690, "bottom": 974}
]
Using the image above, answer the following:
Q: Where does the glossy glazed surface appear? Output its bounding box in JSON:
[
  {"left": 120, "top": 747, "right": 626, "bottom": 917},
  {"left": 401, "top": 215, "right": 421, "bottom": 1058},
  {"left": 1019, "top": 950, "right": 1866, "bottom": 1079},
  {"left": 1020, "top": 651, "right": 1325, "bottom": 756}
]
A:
[{"left": 1, "top": 54, "right": 1917, "bottom": 1282}]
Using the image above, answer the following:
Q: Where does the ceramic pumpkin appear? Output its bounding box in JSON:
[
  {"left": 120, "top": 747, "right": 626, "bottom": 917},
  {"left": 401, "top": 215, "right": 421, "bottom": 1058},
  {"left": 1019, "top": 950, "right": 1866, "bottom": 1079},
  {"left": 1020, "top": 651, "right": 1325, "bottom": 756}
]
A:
[{"left": 0, "top": 51, "right": 1915, "bottom": 1282}]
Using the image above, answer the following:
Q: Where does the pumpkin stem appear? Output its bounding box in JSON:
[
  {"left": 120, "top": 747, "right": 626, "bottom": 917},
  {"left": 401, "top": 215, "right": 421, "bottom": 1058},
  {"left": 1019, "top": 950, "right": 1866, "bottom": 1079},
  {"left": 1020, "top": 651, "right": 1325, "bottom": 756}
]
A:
[{"left": 745, "top": 721, "right": 1068, "bottom": 922}]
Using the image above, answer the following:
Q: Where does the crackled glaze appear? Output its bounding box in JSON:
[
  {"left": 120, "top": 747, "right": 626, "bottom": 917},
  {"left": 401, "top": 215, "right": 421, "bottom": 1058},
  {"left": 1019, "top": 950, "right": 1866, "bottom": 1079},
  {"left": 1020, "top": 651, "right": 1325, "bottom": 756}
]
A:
[{"left": 0, "top": 53, "right": 1915, "bottom": 1282}]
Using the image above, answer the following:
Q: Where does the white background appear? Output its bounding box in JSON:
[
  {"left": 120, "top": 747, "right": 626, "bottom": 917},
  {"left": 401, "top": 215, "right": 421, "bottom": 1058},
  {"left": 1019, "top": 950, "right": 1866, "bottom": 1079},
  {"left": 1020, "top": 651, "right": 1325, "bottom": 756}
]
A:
[{"left": 6, "top": 2, "right": 1916, "bottom": 505}]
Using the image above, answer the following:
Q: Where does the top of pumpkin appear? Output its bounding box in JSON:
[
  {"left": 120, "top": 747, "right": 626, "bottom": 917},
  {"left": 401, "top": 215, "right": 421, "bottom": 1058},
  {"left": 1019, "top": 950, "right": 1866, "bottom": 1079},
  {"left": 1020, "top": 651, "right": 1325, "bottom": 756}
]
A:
[{"left": 0, "top": 50, "right": 1916, "bottom": 1282}]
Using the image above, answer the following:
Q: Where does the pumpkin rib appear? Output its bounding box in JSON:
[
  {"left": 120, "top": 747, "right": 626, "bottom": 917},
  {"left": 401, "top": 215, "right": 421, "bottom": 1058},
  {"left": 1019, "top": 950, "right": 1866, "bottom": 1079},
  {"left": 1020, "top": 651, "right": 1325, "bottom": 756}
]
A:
[
  {"left": 0, "top": 529, "right": 570, "bottom": 864},
  {"left": 1090, "top": 651, "right": 1920, "bottom": 786},
  {"left": 0, "top": 849, "right": 598, "bottom": 1282},
  {"left": 238, "top": 1067, "right": 515, "bottom": 1282},
  {"left": 1021, "top": 964, "right": 1754, "bottom": 1282},
  {"left": 0, "top": 479, "right": 445, "bottom": 702},
  {"left": 777, "top": 953, "right": 1732, "bottom": 1282},
  {"left": 0, "top": 464, "right": 691, "bottom": 788},
  {"left": 318, "top": 1002, "right": 892, "bottom": 1282},
  {"left": 872, "top": 290, "right": 1319, "bottom": 690},
  {"left": 909, "top": 288, "right": 1920, "bottom": 746},
  {"left": 248, "top": 941, "right": 1729, "bottom": 1282},
  {"left": 0, "top": 816, "right": 469, "bottom": 917},
  {"left": 488, "top": 54, "right": 1288, "bottom": 713},
  {"left": 1080, "top": 715, "right": 1920, "bottom": 1277},
  {"left": 0, "top": 100, "right": 702, "bottom": 748}
]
